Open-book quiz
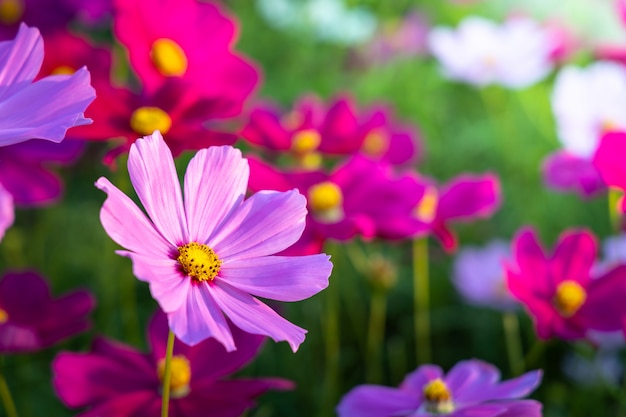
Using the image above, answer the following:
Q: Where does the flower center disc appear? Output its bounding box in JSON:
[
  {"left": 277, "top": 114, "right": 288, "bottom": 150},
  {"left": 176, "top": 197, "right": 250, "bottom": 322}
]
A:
[
  {"left": 362, "top": 129, "right": 389, "bottom": 156},
  {"left": 423, "top": 378, "right": 454, "bottom": 414},
  {"left": 177, "top": 242, "right": 222, "bottom": 282},
  {"left": 308, "top": 181, "right": 343, "bottom": 222},
  {"left": 51, "top": 66, "right": 75, "bottom": 76},
  {"left": 157, "top": 355, "right": 191, "bottom": 398},
  {"left": 553, "top": 280, "right": 587, "bottom": 317},
  {"left": 0, "top": 0, "right": 23, "bottom": 24},
  {"left": 414, "top": 186, "right": 438, "bottom": 223},
  {"left": 130, "top": 106, "right": 172, "bottom": 136},
  {"left": 291, "top": 129, "right": 321, "bottom": 154},
  {"left": 150, "top": 38, "right": 188, "bottom": 77},
  {"left": 0, "top": 308, "right": 8, "bottom": 324}
]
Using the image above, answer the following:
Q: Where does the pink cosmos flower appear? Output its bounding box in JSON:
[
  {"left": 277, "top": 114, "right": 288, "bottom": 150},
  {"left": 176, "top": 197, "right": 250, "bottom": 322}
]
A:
[
  {"left": 0, "top": 23, "right": 95, "bottom": 146},
  {"left": 542, "top": 151, "right": 605, "bottom": 198},
  {"left": 53, "top": 310, "right": 293, "bottom": 417},
  {"left": 247, "top": 155, "right": 419, "bottom": 255},
  {"left": 241, "top": 94, "right": 421, "bottom": 168},
  {"left": 0, "top": 270, "right": 95, "bottom": 353},
  {"left": 96, "top": 131, "right": 332, "bottom": 351},
  {"left": 593, "top": 131, "right": 626, "bottom": 215},
  {"left": 113, "top": 0, "right": 258, "bottom": 111},
  {"left": 70, "top": 78, "right": 236, "bottom": 165},
  {"left": 506, "top": 227, "right": 626, "bottom": 340},
  {"left": 0, "top": 182, "right": 13, "bottom": 242},
  {"left": 336, "top": 359, "right": 542, "bottom": 417},
  {"left": 427, "top": 16, "right": 555, "bottom": 88},
  {"left": 376, "top": 173, "right": 501, "bottom": 251}
]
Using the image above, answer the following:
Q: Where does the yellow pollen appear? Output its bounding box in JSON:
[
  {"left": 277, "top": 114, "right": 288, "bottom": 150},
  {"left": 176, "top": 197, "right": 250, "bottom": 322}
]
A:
[
  {"left": 553, "top": 280, "right": 587, "bottom": 317},
  {"left": 291, "top": 129, "right": 321, "bottom": 154},
  {"left": 601, "top": 119, "right": 619, "bottom": 133},
  {"left": 51, "top": 66, "right": 75, "bottom": 76},
  {"left": 362, "top": 129, "right": 389, "bottom": 156},
  {"left": 130, "top": 106, "right": 172, "bottom": 136},
  {"left": 298, "top": 152, "right": 322, "bottom": 170},
  {"left": 0, "top": 308, "right": 8, "bottom": 324},
  {"left": 0, "top": 0, "right": 23, "bottom": 25},
  {"left": 157, "top": 355, "right": 191, "bottom": 398},
  {"left": 150, "top": 38, "right": 188, "bottom": 77},
  {"left": 414, "top": 186, "right": 438, "bottom": 223},
  {"left": 308, "top": 181, "right": 344, "bottom": 223},
  {"left": 424, "top": 378, "right": 455, "bottom": 414},
  {"left": 177, "top": 242, "right": 222, "bottom": 282}
]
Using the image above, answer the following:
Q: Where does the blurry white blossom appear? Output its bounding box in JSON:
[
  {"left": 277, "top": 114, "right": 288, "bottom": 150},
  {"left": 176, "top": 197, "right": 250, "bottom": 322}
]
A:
[{"left": 427, "top": 16, "right": 555, "bottom": 88}]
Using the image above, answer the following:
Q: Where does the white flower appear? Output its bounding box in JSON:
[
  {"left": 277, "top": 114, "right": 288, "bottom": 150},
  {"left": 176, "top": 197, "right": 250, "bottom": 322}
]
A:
[
  {"left": 427, "top": 16, "right": 554, "bottom": 88},
  {"left": 552, "top": 62, "right": 626, "bottom": 158}
]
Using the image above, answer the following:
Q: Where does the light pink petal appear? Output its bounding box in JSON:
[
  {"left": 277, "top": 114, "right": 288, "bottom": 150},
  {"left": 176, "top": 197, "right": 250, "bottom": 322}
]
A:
[
  {"left": 0, "top": 24, "right": 42, "bottom": 100},
  {"left": 0, "top": 182, "right": 13, "bottom": 242},
  {"left": 210, "top": 190, "right": 307, "bottom": 260},
  {"left": 210, "top": 281, "right": 307, "bottom": 352},
  {"left": 95, "top": 177, "right": 171, "bottom": 257},
  {"left": 184, "top": 146, "right": 249, "bottom": 242},
  {"left": 218, "top": 254, "right": 331, "bottom": 301},
  {"left": 127, "top": 131, "right": 187, "bottom": 246},
  {"left": 168, "top": 285, "right": 235, "bottom": 350}
]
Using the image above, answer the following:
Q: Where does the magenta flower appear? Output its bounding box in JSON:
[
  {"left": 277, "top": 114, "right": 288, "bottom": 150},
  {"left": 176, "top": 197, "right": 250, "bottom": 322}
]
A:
[
  {"left": 114, "top": 0, "right": 258, "bottom": 111},
  {"left": 0, "top": 270, "right": 95, "bottom": 353},
  {"left": 593, "top": 131, "right": 626, "bottom": 212},
  {"left": 337, "top": 359, "right": 542, "bottom": 417},
  {"left": 53, "top": 310, "right": 293, "bottom": 417},
  {"left": 0, "top": 182, "right": 13, "bottom": 242},
  {"left": 241, "top": 94, "right": 421, "bottom": 168},
  {"left": 542, "top": 150, "right": 605, "bottom": 198},
  {"left": 247, "top": 155, "right": 419, "bottom": 255},
  {"left": 506, "top": 227, "right": 626, "bottom": 340},
  {"left": 96, "top": 131, "right": 332, "bottom": 351},
  {"left": 0, "top": 24, "right": 95, "bottom": 146}
]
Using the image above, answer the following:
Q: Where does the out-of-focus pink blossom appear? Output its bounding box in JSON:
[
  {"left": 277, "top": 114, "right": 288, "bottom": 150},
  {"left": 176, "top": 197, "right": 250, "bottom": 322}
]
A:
[{"left": 0, "top": 182, "right": 13, "bottom": 242}]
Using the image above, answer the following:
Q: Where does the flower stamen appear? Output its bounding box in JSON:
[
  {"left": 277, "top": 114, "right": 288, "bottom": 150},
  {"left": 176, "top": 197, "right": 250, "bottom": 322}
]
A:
[
  {"left": 308, "top": 181, "right": 343, "bottom": 223},
  {"left": 157, "top": 355, "right": 191, "bottom": 398},
  {"left": 150, "top": 38, "right": 188, "bottom": 77},
  {"left": 177, "top": 242, "right": 222, "bottom": 282},
  {"left": 0, "top": 308, "right": 8, "bottom": 324},
  {"left": 414, "top": 186, "right": 438, "bottom": 223},
  {"left": 0, "top": 0, "right": 23, "bottom": 24},
  {"left": 362, "top": 129, "right": 389, "bottom": 156},
  {"left": 553, "top": 280, "right": 586, "bottom": 317},
  {"left": 423, "top": 378, "right": 454, "bottom": 414},
  {"left": 291, "top": 129, "right": 321, "bottom": 154},
  {"left": 130, "top": 106, "right": 172, "bottom": 136}
]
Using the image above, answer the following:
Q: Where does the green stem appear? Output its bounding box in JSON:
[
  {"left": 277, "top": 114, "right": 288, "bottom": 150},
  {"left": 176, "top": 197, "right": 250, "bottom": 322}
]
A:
[
  {"left": 609, "top": 188, "right": 623, "bottom": 232},
  {"left": 413, "top": 237, "right": 430, "bottom": 365},
  {"left": 161, "top": 330, "right": 176, "bottom": 417},
  {"left": 502, "top": 312, "right": 524, "bottom": 376},
  {"left": 366, "top": 290, "right": 388, "bottom": 382},
  {"left": 524, "top": 339, "right": 546, "bottom": 370},
  {"left": 320, "top": 275, "right": 340, "bottom": 417},
  {"left": 0, "top": 367, "right": 18, "bottom": 417}
]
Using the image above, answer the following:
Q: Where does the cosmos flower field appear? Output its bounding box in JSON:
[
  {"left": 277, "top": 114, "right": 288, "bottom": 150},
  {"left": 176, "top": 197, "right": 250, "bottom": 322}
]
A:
[{"left": 2, "top": 0, "right": 626, "bottom": 416}]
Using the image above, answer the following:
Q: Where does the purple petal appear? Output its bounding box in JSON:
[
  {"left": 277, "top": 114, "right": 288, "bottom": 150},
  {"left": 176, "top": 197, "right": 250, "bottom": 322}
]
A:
[
  {"left": 0, "top": 154, "right": 61, "bottom": 206},
  {"left": 581, "top": 265, "right": 626, "bottom": 331},
  {"left": 72, "top": 391, "right": 158, "bottom": 417},
  {"left": 210, "top": 190, "right": 307, "bottom": 260},
  {"left": 336, "top": 385, "right": 420, "bottom": 417},
  {"left": 219, "top": 254, "right": 331, "bottom": 302},
  {"left": 400, "top": 364, "right": 444, "bottom": 393},
  {"left": 445, "top": 360, "right": 500, "bottom": 401},
  {"left": 452, "top": 403, "right": 508, "bottom": 417},
  {"left": 542, "top": 151, "right": 605, "bottom": 197},
  {"left": 0, "top": 66, "right": 94, "bottom": 146},
  {"left": 437, "top": 174, "right": 501, "bottom": 221},
  {"left": 0, "top": 270, "right": 51, "bottom": 324},
  {"left": 457, "top": 369, "right": 542, "bottom": 404},
  {"left": 0, "top": 183, "right": 13, "bottom": 242},
  {"left": 210, "top": 281, "right": 307, "bottom": 352},
  {"left": 0, "top": 24, "right": 42, "bottom": 100},
  {"left": 549, "top": 230, "right": 596, "bottom": 288},
  {"left": 496, "top": 400, "right": 542, "bottom": 417},
  {"left": 168, "top": 284, "right": 235, "bottom": 350},
  {"left": 95, "top": 177, "right": 172, "bottom": 258},
  {"left": 184, "top": 146, "right": 249, "bottom": 243},
  {"left": 127, "top": 131, "right": 188, "bottom": 246}
]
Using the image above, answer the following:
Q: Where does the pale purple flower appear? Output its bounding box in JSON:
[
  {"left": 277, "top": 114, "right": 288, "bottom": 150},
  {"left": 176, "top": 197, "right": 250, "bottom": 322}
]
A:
[
  {"left": 337, "top": 359, "right": 542, "bottom": 417},
  {"left": 0, "top": 182, "right": 13, "bottom": 242},
  {"left": 96, "top": 131, "right": 332, "bottom": 352},
  {"left": 0, "top": 23, "right": 95, "bottom": 146},
  {"left": 453, "top": 239, "right": 518, "bottom": 311},
  {"left": 427, "top": 16, "right": 554, "bottom": 88}
]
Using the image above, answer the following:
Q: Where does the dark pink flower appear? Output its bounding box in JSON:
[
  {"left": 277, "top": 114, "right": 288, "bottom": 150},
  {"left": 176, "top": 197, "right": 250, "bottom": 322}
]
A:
[
  {"left": 376, "top": 173, "right": 501, "bottom": 251},
  {"left": 542, "top": 150, "right": 605, "bottom": 198},
  {"left": 113, "top": 0, "right": 258, "bottom": 113},
  {"left": 241, "top": 94, "right": 421, "bottom": 168},
  {"left": 53, "top": 310, "right": 293, "bottom": 417},
  {"left": 248, "top": 155, "right": 417, "bottom": 255},
  {"left": 0, "top": 270, "right": 95, "bottom": 353},
  {"left": 337, "top": 359, "right": 542, "bottom": 417},
  {"left": 506, "top": 228, "right": 626, "bottom": 340},
  {"left": 592, "top": 131, "right": 626, "bottom": 213}
]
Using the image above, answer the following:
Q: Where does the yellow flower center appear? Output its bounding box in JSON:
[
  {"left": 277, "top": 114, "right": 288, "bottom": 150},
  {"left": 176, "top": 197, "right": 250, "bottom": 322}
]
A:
[
  {"left": 308, "top": 181, "right": 344, "bottom": 223},
  {"left": 423, "top": 378, "right": 454, "bottom": 414},
  {"left": 130, "top": 106, "right": 172, "bottom": 136},
  {"left": 157, "top": 355, "right": 191, "bottom": 398},
  {"left": 297, "top": 152, "right": 322, "bottom": 170},
  {"left": 553, "top": 280, "right": 587, "bottom": 317},
  {"left": 601, "top": 119, "right": 619, "bottom": 133},
  {"left": 51, "top": 66, "right": 75, "bottom": 75},
  {"left": 362, "top": 129, "right": 389, "bottom": 156},
  {"left": 150, "top": 38, "right": 188, "bottom": 77},
  {"left": 0, "top": 0, "right": 23, "bottom": 25},
  {"left": 0, "top": 308, "right": 8, "bottom": 324},
  {"left": 291, "top": 129, "right": 321, "bottom": 154},
  {"left": 414, "top": 186, "right": 438, "bottom": 223},
  {"left": 177, "top": 242, "right": 222, "bottom": 282}
]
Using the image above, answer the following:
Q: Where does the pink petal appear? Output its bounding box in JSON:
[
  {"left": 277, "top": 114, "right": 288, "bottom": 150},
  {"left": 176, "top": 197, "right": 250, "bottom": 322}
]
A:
[
  {"left": 168, "top": 284, "right": 235, "bottom": 350},
  {"left": 95, "top": 177, "right": 171, "bottom": 258},
  {"left": 593, "top": 131, "right": 626, "bottom": 189},
  {"left": 210, "top": 281, "right": 307, "bottom": 352},
  {"left": 210, "top": 189, "right": 307, "bottom": 260},
  {"left": 437, "top": 174, "right": 501, "bottom": 221},
  {"left": 549, "top": 230, "right": 596, "bottom": 287},
  {"left": 581, "top": 265, "right": 626, "bottom": 331},
  {"left": 218, "top": 254, "right": 331, "bottom": 301},
  {"left": 336, "top": 385, "right": 420, "bottom": 417},
  {"left": 184, "top": 146, "right": 249, "bottom": 242},
  {"left": 0, "top": 183, "right": 13, "bottom": 242},
  {"left": 0, "top": 24, "right": 42, "bottom": 100},
  {"left": 400, "top": 364, "right": 443, "bottom": 393},
  {"left": 127, "top": 131, "right": 188, "bottom": 246},
  {"left": 512, "top": 228, "right": 552, "bottom": 298}
]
